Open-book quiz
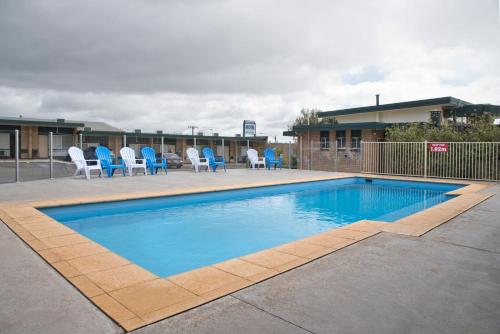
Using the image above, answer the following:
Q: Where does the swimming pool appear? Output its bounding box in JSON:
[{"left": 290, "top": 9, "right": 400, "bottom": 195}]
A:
[{"left": 42, "top": 177, "right": 461, "bottom": 277}]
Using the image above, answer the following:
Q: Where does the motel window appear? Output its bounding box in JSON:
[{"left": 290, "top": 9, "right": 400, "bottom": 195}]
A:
[
  {"left": 351, "top": 130, "right": 361, "bottom": 150},
  {"left": 431, "top": 111, "right": 442, "bottom": 127},
  {"left": 319, "top": 131, "right": 330, "bottom": 150},
  {"left": 38, "top": 127, "right": 74, "bottom": 135},
  {"left": 82, "top": 136, "right": 109, "bottom": 147},
  {"left": 128, "top": 136, "right": 150, "bottom": 144},
  {"left": 336, "top": 130, "right": 346, "bottom": 150},
  {"left": 152, "top": 138, "right": 176, "bottom": 145}
]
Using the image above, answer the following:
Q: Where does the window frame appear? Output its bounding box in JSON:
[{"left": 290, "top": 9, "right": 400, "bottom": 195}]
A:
[
  {"left": 336, "top": 130, "right": 346, "bottom": 150},
  {"left": 319, "top": 131, "right": 330, "bottom": 151},
  {"left": 350, "top": 130, "right": 362, "bottom": 150}
]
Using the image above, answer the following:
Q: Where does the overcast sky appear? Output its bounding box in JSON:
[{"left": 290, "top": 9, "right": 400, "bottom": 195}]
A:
[{"left": 1, "top": 0, "right": 499, "bottom": 140}]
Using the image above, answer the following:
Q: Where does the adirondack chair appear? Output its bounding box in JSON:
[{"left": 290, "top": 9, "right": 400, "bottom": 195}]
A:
[
  {"left": 95, "top": 146, "right": 127, "bottom": 177},
  {"left": 247, "top": 149, "right": 265, "bottom": 169},
  {"left": 264, "top": 148, "right": 282, "bottom": 170},
  {"left": 68, "top": 146, "right": 102, "bottom": 180},
  {"left": 186, "top": 148, "right": 209, "bottom": 173},
  {"left": 202, "top": 147, "right": 226, "bottom": 172},
  {"left": 120, "top": 147, "right": 147, "bottom": 176},
  {"left": 141, "top": 147, "right": 168, "bottom": 175}
]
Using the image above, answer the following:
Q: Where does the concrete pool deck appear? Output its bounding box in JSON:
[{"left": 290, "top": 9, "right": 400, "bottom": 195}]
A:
[{"left": 1, "top": 170, "right": 499, "bottom": 333}]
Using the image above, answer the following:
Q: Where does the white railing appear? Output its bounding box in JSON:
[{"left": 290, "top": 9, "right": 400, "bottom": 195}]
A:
[{"left": 361, "top": 141, "right": 500, "bottom": 181}]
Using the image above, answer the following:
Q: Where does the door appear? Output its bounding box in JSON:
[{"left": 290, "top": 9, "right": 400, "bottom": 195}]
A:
[
  {"left": 38, "top": 135, "right": 48, "bottom": 158},
  {"left": 0, "top": 133, "right": 10, "bottom": 158}
]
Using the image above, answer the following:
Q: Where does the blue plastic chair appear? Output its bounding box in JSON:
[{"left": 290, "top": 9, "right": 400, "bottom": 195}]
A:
[
  {"left": 95, "top": 146, "right": 126, "bottom": 177},
  {"left": 264, "top": 148, "right": 282, "bottom": 170},
  {"left": 202, "top": 147, "right": 226, "bottom": 172},
  {"left": 141, "top": 147, "right": 168, "bottom": 175}
]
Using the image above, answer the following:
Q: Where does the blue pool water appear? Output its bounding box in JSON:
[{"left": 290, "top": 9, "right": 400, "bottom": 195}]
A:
[{"left": 42, "top": 178, "right": 462, "bottom": 277}]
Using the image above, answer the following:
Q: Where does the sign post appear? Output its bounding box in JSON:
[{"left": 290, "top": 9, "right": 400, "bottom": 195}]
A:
[{"left": 424, "top": 140, "right": 428, "bottom": 178}]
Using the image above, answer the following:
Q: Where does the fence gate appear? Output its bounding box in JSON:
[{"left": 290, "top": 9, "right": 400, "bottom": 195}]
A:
[{"left": 361, "top": 141, "right": 500, "bottom": 181}]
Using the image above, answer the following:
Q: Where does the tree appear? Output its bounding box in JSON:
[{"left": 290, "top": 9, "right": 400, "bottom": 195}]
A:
[{"left": 291, "top": 108, "right": 337, "bottom": 128}]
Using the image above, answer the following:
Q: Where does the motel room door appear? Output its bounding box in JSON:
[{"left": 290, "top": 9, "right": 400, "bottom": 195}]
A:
[
  {"left": 216, "top": 144, "right": 230, "bottom": 161},
  {"left": 38, "top": 134, "right": 49, "bottom": 158},
  {"left": 0, "top": 132, "right": 10, "bottom": 158}
]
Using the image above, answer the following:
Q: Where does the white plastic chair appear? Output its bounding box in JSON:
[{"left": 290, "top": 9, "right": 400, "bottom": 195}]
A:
[
  {"left": 119, "top": 147, "right": 147, "bottom": 176},
  {"left": 186, "top": 148, "right": 209, "bottom": 173},
  {"left": 247, "top": 149, "right": 265, "bottom": 169},
  {"left": 68, "top": 146, "right": 102, "bottom": 180}
]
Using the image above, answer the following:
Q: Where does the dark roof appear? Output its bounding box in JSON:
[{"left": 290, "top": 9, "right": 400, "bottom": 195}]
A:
[
  {"left": 75, "top": 121, "right": 124, "bottom": 132},
  {"left": 284, "top": 122, "right": 390, "bottom": 136},
  {"left": 283, "top": 130, "right": 297, "bottom": 137},
  {"left": 452, "top": 104, "right": 500, "bottom": 117},
  {"left": 0, "top": 116, "right": 84, "bottom": 128},
  {"left": 0, "top": 115, "right": 267, "bottom": 140},
  {"left": 81, "top": 129, "right": 267, "bottom": 141},
  {"left": 319, "top": 97, "right": 471, "bottom": 117}
]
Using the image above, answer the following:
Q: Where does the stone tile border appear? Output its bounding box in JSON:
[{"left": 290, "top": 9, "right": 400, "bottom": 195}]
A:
[{"left": 0, "top": 174, "right": 494, "bottom": 332}]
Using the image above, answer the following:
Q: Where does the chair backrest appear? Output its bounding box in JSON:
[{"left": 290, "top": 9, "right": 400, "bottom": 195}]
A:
[
  {"left": 264, "top": 148, "right": 276, "bottom": 160},
  {"left": 186, "top": 148, "right": 200, "bottom": 163},
  {"left": 202, "top": 147, "right": 215, "bottom": 160},
  {"left": 120, "top": 147, "right": 137, "bottom": 163},
  {"left": 247, "top": 149, "right": 258, "bottom": 162},
  {"left": 95, "top": 146, "right": 113, "bottom": 165},
  {"left": 141, "top": 147, "right": 156, "bottom": 162},
  {"left": 68, "top": 146, "right": 86, "bottom": 169}
]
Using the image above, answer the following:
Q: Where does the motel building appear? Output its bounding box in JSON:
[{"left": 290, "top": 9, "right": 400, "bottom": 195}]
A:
[
  {"left": 0, "top": 116, "right": 267, "bottom": 164},
  {"left": 284, "top": 96, "right": 500, "bottom": 171}
]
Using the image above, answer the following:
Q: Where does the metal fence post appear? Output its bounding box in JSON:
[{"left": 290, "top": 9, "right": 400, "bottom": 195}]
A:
[
  {"left": 49, "top": 131, "right": 54, "bottom": 179},
  {"left": 161, "top": 136, "right": 164, "bottom": 156},
  {"left": 79, "top": 133, "right": 83, "bottom": 149},
  {"left": 221, "top": 138, "right": 225, "bottom": 160},
  {"left": 246, "top": 139, "right": 250, "bottom": 168},
  {"left": 299, "top": 136, "right": 303, "bottom": 170},
  {"left": 360, "top": 140, "right": 364, "bottom": 173},
  {"left": 288, "top": 141, "right": 292, "bottom": 169},
  {"left": 309, "top": 132, "right": 312, "bottom": 170},
  {"left": 123, "top": 134, "right": 127, "bottom": 147},
  {"left": 15, "top": 129, "right": 20, "bottom": 182},
  {"left": 194, "top": 137, "right": 197, "bottom": 149},
  {"left": 424, "top": 140, "right": 428, "bottom": 178}
]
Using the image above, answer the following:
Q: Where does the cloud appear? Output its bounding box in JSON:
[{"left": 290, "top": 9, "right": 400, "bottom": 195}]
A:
[{"left": 0, "top": 0, "right": 499, "bottom": 140}]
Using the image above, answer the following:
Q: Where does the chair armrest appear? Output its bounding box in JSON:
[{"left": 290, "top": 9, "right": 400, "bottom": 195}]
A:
[
  {"left": 84, "top": 159, "right": 101, "bottom": 167},
  {"left": 99, "top": 159, "right": 109, "bottom": 167}
]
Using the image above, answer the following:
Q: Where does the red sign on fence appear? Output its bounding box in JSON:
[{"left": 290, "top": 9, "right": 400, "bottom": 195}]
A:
[{"left": 429, "top": 143, "right": 448, "bottom": 152}]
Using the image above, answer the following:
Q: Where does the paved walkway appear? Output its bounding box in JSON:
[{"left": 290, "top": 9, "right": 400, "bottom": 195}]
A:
[
  {"left": 0, "top": 171, "right": 498, "bottom": 333},
  {"left": 0, "top": 169, "right": 336, "bottom": 202}
]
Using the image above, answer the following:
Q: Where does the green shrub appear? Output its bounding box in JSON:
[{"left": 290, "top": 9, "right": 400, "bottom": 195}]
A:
[{"left": 385, "top": 115, "right": 500, "bottom": 142}]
